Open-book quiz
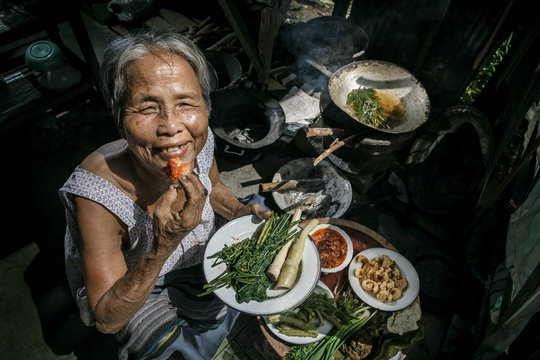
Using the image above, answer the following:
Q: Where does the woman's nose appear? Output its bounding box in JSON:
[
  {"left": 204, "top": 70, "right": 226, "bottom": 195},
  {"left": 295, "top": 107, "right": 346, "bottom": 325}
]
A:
[{"left": 157, "top": 109, "right": 185, "bottom": 135}]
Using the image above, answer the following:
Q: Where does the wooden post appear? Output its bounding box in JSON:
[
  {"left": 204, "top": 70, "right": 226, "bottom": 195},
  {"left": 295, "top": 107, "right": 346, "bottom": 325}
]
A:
[
  {"left": 217, "top": 0, "right": 265, "bottom": 81},
  {"left": 217, "top": 0, "right": 290, "bottom": 83},
  {"left": 258, "top": 0, "right": 292, "bottom": 82}
]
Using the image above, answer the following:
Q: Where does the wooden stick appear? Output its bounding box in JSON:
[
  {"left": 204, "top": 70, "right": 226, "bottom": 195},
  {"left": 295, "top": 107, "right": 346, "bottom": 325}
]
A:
[
  {"left": 314, "top": 134, "right": 358, "bottom": 166},
  {"left": 269, "top": 65, "right": 288, "bottom": 75},
  {"left": 207, "top": 32, "right": 236, "bottom": 50},
  {"left": 196, "top": 16, "right": 212, "bottom": 28},
  {"left": 352, "top": 50, "right": 366, "bottom": 58},
  {"left": 195, "top": 23, "right": 218, "bottom": 36},
  {"left": 191, "top": 36, "right": 203, "bottom": 44},
  {"left": 306, "top": 127, "right": 347, "bottom": 138}
]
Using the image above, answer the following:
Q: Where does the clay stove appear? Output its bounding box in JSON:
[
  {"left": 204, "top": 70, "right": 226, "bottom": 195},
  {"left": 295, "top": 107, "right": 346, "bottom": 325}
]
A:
[{"left": 300, "top": 89, "right": 417, "bottom": 193}]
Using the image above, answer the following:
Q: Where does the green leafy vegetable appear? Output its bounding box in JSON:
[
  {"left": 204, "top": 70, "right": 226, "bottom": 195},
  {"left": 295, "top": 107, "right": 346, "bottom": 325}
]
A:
[
  {"left": 346, "top": 87, "right": 389, "bottom": 129},
  {"left": 199, "top": 212, "right": 300, "bottom": 303}
]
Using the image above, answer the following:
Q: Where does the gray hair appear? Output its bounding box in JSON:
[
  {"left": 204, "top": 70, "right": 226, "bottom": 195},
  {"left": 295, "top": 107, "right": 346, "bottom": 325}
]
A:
[{"left": 100, "top": 30, "right": 212, "bottom": 127}]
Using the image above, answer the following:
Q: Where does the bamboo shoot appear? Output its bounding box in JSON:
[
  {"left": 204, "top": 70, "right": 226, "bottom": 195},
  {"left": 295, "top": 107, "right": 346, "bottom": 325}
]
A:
[
  {"left": 266, "top": 208, "right": 302, "bottom": 281},
  {"left": 275, "top": 219, "right": 319, "bottom": 289}
]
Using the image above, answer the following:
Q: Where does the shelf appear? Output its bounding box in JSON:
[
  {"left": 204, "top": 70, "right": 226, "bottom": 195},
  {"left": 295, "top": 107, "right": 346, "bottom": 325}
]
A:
[
  {"left": 0, "top": 1, "right": 101, "bottom": 134},
  {"left": 0, "top": 64, "right": 95, "bottom": 133}
]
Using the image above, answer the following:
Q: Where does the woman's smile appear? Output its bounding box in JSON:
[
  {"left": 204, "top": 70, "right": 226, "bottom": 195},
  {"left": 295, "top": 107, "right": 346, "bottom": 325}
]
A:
[{"left": 155, "top": 143, "right": 189, "bottom": 160}]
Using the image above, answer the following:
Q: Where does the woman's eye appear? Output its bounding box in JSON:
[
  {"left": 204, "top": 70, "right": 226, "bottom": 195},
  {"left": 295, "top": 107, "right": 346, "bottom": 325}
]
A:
[
  {"left": 138, "top": 106, "right": 158, "bottom": 115},
  {"left": 176, "top": 103, "right": 189, "bottom": 110}
]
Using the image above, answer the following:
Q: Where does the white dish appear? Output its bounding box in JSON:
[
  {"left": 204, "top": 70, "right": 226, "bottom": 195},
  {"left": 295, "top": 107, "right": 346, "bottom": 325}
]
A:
[
  {"left": 203, "top": 215, "right": 321, "bottom": 315},
  {"left": 263, "top": 281, "right": 334, "bottom": 344},
  {"left": 310, "top": 224, "right": 353, "bottom": 273},
  {"left": 348, "top": 248, "right": 419, "bottom": 311}
]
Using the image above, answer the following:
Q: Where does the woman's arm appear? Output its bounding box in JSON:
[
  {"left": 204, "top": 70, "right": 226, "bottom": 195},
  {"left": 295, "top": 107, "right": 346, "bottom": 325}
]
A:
[
  {"left": 76, "top": 196, "right": 167, "bottom": 334},
  {"left": 208, "top": 157, "right": 271, "bottom": 220},
  {"left": 76, "top": 174, "right": 207, "bottom": 334}
]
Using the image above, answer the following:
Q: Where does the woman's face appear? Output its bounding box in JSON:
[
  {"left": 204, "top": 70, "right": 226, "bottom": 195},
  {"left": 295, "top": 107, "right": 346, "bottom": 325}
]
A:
[{"left": 121, "top": 51, "right": 208, "bottom": 178}]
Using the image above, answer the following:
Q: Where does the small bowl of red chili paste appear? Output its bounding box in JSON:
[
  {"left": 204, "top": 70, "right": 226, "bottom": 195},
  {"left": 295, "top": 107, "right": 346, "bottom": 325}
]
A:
[{"left": 309, "top": 224, "right": 353, "bottom": 273}]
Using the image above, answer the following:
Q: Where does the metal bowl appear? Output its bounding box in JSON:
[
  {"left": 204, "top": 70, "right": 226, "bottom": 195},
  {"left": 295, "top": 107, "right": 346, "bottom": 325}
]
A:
[
  {"left": 328, "top": 60, "right": 430, "bottom": 134},
  {"left": 271, "top": 158, "right": 352, "bottom": 218}
]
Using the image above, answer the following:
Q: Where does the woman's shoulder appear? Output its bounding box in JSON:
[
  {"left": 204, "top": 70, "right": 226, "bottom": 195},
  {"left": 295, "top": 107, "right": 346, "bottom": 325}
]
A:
[{"left": 80, "top": 139, "right": 128, "bottom": 181}]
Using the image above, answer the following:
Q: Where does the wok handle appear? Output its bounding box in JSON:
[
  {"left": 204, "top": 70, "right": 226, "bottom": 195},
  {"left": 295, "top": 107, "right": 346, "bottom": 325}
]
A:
[
  {"left": 260, "top": 180, "right": 299, "bottom": 192},
  {"left": 305, "top": 58, "right": 333, "bottom": 78}
]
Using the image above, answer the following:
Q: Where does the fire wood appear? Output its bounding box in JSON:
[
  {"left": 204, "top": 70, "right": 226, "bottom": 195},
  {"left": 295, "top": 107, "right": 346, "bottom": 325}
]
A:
[
  {"left": 191, "top": 35, "right": 203, "bottom": 44},
  {"left": 314, "top": 134, "right": 358, "bottom": 166},
  {"left": 306, "top": 128, "right": 347, "bottom": 138},
  {"left": 196, "top": 16, "right": 212, "bottom": 29},
  {"left": 159, "top": 9, "right": 195, "bottom": 32},
  {"left": 214, "top": 32, "right": 238, "bottom": 51},
  {"left": 269, "top": 65, "right": 287, "bottom": 75},
  {"left": 144, "top": 16, "right": 175, "bottom": 31},
  {"left": 194, "top": 23, "right": 219, "bottom": 36},
  {"left": 207, "top": 32, "right": 236, "bottom": 50}
]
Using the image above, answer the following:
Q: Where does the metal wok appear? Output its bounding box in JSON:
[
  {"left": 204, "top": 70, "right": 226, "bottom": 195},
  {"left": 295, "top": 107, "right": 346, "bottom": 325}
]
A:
[{"left": 327, "top": 60, "right": 431, "bottom": 134}]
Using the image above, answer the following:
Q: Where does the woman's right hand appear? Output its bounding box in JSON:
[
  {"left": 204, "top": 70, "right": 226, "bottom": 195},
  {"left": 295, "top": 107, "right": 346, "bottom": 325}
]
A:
[{"left": 151, "top": 173, "right": 208, "bottom": 258}]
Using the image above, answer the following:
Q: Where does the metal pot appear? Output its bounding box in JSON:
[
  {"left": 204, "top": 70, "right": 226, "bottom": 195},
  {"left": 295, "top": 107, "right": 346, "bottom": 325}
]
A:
[
  {"left": 209, "top": 88, "right": 284, "bottom": 162},
  {"left": 327, "top": 60, "right": 431, "bottom": 134},
  {"left": 204, "top": 50, "right": 242, "bottom": 90},
  {"left": 284, "top": 16, "right": 369, "bottom": 71}
]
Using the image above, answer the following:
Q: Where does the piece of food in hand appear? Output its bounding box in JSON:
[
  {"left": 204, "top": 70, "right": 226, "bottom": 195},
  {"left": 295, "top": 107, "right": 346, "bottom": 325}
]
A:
[{"left": 165, "top": 157, "right": 193, "bottom": 186}]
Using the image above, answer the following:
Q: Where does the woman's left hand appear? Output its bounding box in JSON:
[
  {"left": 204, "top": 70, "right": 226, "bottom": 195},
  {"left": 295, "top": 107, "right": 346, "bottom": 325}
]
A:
[{"left": 249, "top": 203, "right": 272, "bottom": 220}]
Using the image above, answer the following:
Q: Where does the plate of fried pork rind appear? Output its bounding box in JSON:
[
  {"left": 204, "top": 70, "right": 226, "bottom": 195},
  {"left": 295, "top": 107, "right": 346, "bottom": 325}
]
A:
[{"left": 348, "top": 248, "right": 419, "bottom": 311}]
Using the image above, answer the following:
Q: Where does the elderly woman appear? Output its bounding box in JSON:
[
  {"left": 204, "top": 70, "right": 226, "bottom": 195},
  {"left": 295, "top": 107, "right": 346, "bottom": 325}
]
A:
[{"left": 59, "top": 30, "right": 270, "bottom": 360}]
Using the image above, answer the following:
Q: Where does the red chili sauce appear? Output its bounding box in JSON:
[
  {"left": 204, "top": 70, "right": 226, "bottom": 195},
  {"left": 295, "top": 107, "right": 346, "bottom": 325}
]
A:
[{"left": 311, "top": 228, "right": 347, "bottom": 269}]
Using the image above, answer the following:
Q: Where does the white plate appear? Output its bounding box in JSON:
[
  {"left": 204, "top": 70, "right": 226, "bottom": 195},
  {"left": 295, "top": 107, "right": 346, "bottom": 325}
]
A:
[
  {"left": 348, "top": 248, "right": 419, "bottom": 311},
  {"left": 203, "top": 215, "right": 321, "bottom": 315},
  {"left": 309, "top": 224, "right": 353, "bottom": 273},
  {"left": 263, "top": 281, "right": 334, "bottom": 344}
]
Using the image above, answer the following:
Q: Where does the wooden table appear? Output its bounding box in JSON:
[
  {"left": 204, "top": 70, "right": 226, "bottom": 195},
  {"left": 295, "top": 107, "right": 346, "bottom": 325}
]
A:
[{"left": 257, "top": 217, "right": 408, "bottom": 358}]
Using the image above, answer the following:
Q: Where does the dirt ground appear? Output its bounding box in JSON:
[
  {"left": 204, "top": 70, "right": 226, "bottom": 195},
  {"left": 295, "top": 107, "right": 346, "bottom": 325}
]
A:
[{"left": 284, "top": 0, "right": 334, "bottom": 23}]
